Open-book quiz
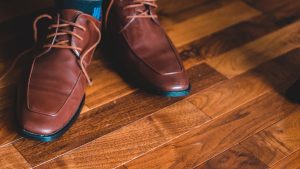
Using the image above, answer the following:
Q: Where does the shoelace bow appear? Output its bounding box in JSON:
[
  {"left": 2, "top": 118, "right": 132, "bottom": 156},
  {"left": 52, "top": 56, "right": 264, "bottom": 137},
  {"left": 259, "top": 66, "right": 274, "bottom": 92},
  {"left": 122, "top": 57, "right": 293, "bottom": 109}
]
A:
[{"left": 0, "top": 13, "right": 101, "bottom": 85}]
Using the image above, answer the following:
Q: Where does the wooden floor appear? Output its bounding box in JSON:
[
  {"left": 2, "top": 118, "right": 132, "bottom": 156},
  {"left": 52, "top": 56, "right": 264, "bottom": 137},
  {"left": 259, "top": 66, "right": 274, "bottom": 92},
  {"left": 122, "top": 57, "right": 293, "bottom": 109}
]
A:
[{"left": 0, "top": 0, "right": 300, "bottom": 168}]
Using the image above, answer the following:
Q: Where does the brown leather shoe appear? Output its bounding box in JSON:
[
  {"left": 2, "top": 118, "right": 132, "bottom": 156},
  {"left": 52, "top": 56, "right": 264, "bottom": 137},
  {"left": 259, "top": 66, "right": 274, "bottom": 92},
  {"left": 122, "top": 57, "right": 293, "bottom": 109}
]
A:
[
  {"left": 17, "top": 9, "right": 102, "bottom": 142},
  {"left": 104, "top": 0, "right": 190, "bottom": 97}
]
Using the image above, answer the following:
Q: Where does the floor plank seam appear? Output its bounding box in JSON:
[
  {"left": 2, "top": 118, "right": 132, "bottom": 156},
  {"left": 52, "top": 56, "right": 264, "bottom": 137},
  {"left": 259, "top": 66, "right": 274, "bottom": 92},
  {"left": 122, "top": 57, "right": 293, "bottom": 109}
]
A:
[
  {"left": 34, "top": 80, "right": 223, "bottom": 167},
  {"left": 114, "top": 117, "right": 216, "bottom": 169},
  {"left": 188, "top": 92, "right": 283, "bottom": 168},
  {"left": 269, "top": 147, "right": 300, "bottom": 168},
  {"left": 191, "top": 141, "right": 269, "bottom": 169},
  {"left": 240, "top": 0, "right": 264, "bottom": 12},
  {"left": 0, "top": 137, "right": 22, "bottom": 149},
  {"left": 11, "top": 144, "right": 34, "bottom": 169},
  {"left": 1, "top": 1, "right": 300, "bottom": 168},
  {"left": 123, "top": 91, "right": 294, "bottom": 169},
  {"left": 85, "top": 60, "right": 225, "bottom": 112},
  {"left": 190, "top": 96, "right": 296, "bottom": 168},
  {"left": 187, "top": 77, "right": 273, "bottom": 120},
  {"left": 120, "top": 92, "right": 275, "bottom": 168},
  {"left": 7, "top": 61, "right": 227, "bottom": 166},
  {"left": 238, "top": 142, "right": 271, "bottom": 168}
]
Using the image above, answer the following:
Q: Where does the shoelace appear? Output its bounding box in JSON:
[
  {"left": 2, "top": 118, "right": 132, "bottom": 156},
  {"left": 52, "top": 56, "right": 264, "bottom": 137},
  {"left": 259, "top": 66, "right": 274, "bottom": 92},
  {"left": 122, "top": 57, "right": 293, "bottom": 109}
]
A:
[
  {"left": 0, "top": 13, "right": 101, "bottom": 86},
  {"left": 124, "top": 0, "right": 158, "bottom": 19},
  {"left": 120, "top": 0, "right": 158, "bottom": 31}
]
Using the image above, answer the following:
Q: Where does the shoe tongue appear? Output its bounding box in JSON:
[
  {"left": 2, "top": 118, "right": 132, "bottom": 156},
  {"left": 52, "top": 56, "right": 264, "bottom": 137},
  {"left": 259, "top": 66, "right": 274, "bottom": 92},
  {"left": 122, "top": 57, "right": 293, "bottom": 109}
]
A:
[{"left": 59, "top": 9, "right": 82, "bottom": 22}]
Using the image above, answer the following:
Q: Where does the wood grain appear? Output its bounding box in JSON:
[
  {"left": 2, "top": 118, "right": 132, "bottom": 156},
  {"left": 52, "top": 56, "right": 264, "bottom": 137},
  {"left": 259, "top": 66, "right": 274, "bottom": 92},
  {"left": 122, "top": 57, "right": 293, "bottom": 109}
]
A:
[
  {"left": 159, "top": 0, "right": 235, "bottom": 30},
  {"left": 13, "top": 63, "right": 225, "bottom": 167},
  {"left": 0, "top": 0, "right": 299, "bottom": 168},
  {"left": 206, "top": 20, "right": 300, "bottom": 78},
  {"left": 195, "top": 145, "right": 268, "bottom": 169},
  {"left": 271, "top": 150, "right": 300, "bottom": 169},
  {"left": 240, "top": 91, "right": 300, "bottom": 167},
  {"left": 263, "top": 109, "right": 300, "bottom": 151},
  {"left": 242, "top": 107, "right": 300, "bottom": 166},
  {"left": 37, "top": 101, "right": 210, "bottom": 169},
  {"left": 241, "top": 133, "right": 289, "bottom": 167},
  {"left": 167, "top": 1, "right": 261, "bottom": 47},
  {"left": 243, "top": 0, "right": 300, "bottom": 31},
  {"left": 188, "top": 49, "right": 300, "bottom": 117},
  {"left": 157, "top": 0, "right": 211, "bottom": 15},
  {"left": 85, "top": 57, "right": 135, "bottom": 110},
  {"left": 177, "top": 1, "right": 300, "bottom": 70},
  {"left": 120, "top": 92, "right": 298, "bottom": 169},
  {"left": 0, "top": 85, "right": 20, "bottom": 146},
  {"left": 0, "top": 145, "right": 31, "bottom": 169}
]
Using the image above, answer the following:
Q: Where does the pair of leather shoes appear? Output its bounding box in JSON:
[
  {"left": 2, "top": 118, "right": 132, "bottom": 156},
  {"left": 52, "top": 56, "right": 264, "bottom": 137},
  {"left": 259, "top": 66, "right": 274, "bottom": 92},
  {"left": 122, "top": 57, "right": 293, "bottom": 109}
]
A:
[{"left": 16, "top": 0, "right": 190, "bottom": 142}]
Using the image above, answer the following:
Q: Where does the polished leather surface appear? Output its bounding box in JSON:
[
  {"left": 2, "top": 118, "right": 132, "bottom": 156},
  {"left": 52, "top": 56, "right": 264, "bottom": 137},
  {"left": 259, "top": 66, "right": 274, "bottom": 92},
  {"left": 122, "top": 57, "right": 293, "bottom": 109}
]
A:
[
  {"left": 18, "top": 9, "right": 101, "bottom": 135},
  {"left": 104, "top": 0, "right": 190, "bottom": 92}
]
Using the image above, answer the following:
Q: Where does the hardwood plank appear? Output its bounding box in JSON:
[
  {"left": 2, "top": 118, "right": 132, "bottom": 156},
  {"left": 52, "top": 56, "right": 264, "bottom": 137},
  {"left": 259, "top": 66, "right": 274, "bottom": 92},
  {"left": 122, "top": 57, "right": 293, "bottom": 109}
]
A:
[
  {"left": 157, "top": 0, "right": 211, "bottom": 15},
  {"left": 262, "top": 108, "right": 300, "bottom": 152},
  {"left": 37, "top": 101, "right": 210, "bottom": 169},
  {"left": 241, "top": 133, "right": 289, "bottom": 167},
  {"left": 188, "top": 49, "right": 300, "bottom": 117},
  {"left": 167, "top": 1, "right": 261, "bottom": 47},
  {"left": 159, "top": 0, "right": 235, "bottom": 29},
  {"left": 81, "top": 105, "right": 90, "bottom": 113},
  {"left": 0, "top": 110, "right": 19, "bottom": 147},
  {"left": 271, "top": 150, "right": 300, "bottom": 169},
  {"left": 177, "top": 14, "right": 278, "bottom": 69},
  {"left": 273, "top": 49, "right": 300, "bottom": 78},
  {"left": 195, "top": 145, "right": 268, "bottom": 169},
  {"left": 243, "top": 0, "right": 292, "bottom": 11},
  {"left": 85, "top": 56, "right": 135, "bottom": 110},
  {"left": 0, "top": 85, "right": 19, "bottom": 146},
  {"left": 0, "top": 145, "right": 31, "bottom": 169},
  {"left": 243, "top": 0, "right": 300, "bottom": 19},
  {"left": 120, "top": 92, "right": 298, "bottom": 169},
  {"left": 188, "top": 64, "right": 275, "bottom": 118},
  {"left": 177, "top": 2, "right": 300, "bottom": 70},
  {"left": 13, "top": 63, "right": 225, "bottom": 167},
  {"left": 239, "top": 91, "right": 300, "bottom": 165},
  {"left": 241, "top": 107, "right": 300, "bottom": 166},
  {"left": 206, "top": 20, "right": 300, "bottom": 78}
]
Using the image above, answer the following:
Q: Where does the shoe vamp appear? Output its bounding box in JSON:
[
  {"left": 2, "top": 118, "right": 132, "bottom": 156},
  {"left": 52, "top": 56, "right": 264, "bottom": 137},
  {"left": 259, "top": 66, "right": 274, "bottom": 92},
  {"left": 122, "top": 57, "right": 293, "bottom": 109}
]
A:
[
  {"left": 28, "top": 49, "right": 82, "bottom": 115},
  {"left": 122, "top": 19, "right": 182, "bottom": 75}
]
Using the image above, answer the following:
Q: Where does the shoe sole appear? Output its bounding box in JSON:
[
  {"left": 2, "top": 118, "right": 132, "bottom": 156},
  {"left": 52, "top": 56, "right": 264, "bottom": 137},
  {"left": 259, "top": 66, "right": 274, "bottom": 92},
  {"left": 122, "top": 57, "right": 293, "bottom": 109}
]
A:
[
  {"left": 19, "top": 96, "right": 85, "bottom": 142},
  {"left": 151, "top": 84, "right": 191, "bottom": 97}
]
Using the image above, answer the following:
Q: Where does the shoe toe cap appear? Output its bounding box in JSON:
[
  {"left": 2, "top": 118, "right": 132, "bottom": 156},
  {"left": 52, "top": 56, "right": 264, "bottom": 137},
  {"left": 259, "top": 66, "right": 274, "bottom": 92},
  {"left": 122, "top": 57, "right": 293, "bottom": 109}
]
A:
[
  {"left": 151, "top": 71, "right": 190, "bottom": 93},
  {"left": 19, "top": 108, "right": 63, "bottom": 136}
]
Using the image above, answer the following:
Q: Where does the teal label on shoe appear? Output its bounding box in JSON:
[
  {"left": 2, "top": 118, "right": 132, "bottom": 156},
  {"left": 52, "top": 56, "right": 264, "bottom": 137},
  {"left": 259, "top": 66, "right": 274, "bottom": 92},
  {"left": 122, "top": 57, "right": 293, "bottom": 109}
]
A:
[
  {"left": 92, "top": 7, "right": 102, "bottom": 20},
  {"left": 56, "top": 0, "right": 103, "bottom": 20}
]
